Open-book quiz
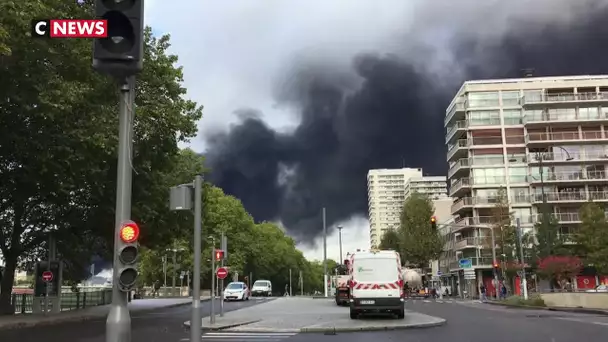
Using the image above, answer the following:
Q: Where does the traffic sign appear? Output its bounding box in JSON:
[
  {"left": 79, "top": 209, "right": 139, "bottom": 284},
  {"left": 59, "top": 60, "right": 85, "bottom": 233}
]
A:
[
  {"left": 42, "top": 271, "right": 53, "bottom": 282},
  {"left": 437, "top": 271, "right": 442, "bottom": 276},
  {"left": 216, "top": 267, "right": 228, "bottom": 280},
  {"left": 458, "top": 258, "right": 472, "bottom": 268}
]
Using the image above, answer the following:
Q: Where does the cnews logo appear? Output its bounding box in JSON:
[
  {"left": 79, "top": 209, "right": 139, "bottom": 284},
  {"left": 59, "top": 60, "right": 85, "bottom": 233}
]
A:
[{"left": 31, "top": 19, "right": 108, "bottom": 38}]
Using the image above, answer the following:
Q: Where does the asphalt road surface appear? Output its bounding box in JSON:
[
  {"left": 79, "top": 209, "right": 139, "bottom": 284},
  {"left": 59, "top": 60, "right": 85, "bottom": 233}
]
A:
[
  {"left": 270, "top": 299, "right": 608, "bottom": 342},
  {"left": 0, "top": 297, "right": 272, "bottom": 342}
]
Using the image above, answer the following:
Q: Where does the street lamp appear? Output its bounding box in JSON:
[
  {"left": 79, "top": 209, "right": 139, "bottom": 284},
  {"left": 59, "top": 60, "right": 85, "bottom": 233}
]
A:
[
  {"left": 337, "top": 225, "right": 343, "bottom": 264},
  {"left": 166, "top": 247, "right": 186, "bottom": 297}
]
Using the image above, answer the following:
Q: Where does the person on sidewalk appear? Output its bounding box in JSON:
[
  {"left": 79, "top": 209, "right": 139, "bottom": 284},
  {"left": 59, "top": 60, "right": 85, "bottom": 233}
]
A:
[
  {"left": 284, "top": 284, "right": 289, "bottom": 296},
  {"left": 479, "top": 283, "right": 487, "bottom": 302},
  {"left": 500, "top": 283, "right": 507, "bottom": 300}
]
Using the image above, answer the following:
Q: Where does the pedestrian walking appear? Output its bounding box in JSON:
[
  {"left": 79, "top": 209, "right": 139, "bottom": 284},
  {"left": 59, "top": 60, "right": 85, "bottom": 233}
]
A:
[
  {"left": 284, "top": 284, "right": 289, "bottom": 296},
  {"left": 479, "top": 283, "right": 487, "bottom": 302}
]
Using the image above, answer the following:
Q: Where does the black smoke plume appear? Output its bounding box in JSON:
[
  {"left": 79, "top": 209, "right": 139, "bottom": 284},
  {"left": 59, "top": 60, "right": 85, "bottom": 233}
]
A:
[{"left": 205, "top": 3, "right": 608, "bottom": 245}]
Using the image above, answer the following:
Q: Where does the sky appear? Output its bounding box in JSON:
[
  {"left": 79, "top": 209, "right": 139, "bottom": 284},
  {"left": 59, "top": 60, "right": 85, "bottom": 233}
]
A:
[{"left": 141, "top": 0, "right": 608, "bottom": 262}]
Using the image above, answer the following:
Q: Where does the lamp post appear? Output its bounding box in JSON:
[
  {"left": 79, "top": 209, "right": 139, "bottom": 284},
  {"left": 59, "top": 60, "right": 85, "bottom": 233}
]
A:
[{"left": 337, "top": 225, "right": 343, "bottom": 263}]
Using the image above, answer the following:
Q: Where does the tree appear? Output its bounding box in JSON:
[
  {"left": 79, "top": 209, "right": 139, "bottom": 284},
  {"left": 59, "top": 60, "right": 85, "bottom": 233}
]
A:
[
  {"left": 537, "top": 255, "right": 583, "bottom": 290},
  {"left": 576, "top": 202, "right": 608, "bottom": 275},
  {"left": 398, "top": 193, "right": 442, "bottom": 267},
  {"left": 487, "top": 188, "right": 519, "bottom": 283},
  {"left": 379, "top": 228, "right": 400, "bottom": 251},
  {"left": 0, "top": 1, "right": 202, "bottom": 314},
  {"left": 533, "top": 214, "right": 567, "bottom": 261}
]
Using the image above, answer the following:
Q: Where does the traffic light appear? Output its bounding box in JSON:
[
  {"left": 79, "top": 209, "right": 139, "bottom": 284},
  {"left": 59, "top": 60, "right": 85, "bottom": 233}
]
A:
[
  {"left": 430, "top": 216, "right": 437, "bottom": 229},
  {"left": 215, "top": 249, "right": 225, "bottom": 261},
  {"left": 117, "top": 220, "right": 140, "bottom": 291},
  {"left": 493, "top": 262, "right": 500, "bottom": 269},
  {"left": 93, "top": 0, "right": 144, "bottom": 77}
]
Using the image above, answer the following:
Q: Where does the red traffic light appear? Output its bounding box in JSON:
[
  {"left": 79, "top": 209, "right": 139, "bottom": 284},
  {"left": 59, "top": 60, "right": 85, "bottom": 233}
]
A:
[
  {"left": 215, "top": 249, "right": 224, "bottom": 261},
  {"left": 493, "top": 263, "right": 499, "bottom": 268},
  {"left": 119, "top": 221, "right": 139, "bottom": 243}
]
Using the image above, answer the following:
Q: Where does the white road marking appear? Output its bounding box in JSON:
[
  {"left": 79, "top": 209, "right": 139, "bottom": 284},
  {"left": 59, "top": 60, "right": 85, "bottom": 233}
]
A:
[{"left": 180, "top": 331, "right": 297, "bottom": 341}]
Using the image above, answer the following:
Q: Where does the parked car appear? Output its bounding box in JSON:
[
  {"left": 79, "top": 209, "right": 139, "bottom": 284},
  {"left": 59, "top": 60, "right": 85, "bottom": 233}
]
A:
[
  {"left": 223, "top": 282, "right": 250, "bottom": 301},
  {"left": 586, "top": 284, "right": 608, "bottom": 293}
]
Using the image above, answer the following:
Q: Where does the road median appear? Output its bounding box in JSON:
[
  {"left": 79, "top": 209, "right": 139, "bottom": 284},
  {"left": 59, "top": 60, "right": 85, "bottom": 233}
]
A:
[
  {"left": 184, "top": 296, "right": 446, "bottom": 333},
  {"left": 485, "top": 300, "right": 608, "bottom": 316}
]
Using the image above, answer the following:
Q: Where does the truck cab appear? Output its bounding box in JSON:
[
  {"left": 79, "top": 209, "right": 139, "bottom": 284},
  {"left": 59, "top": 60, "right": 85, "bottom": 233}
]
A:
[
  {"left": 333, "top": 261, "right": 350, "bottom": 306},
  {"left": 348, "top": 250, "right": 404, "bottom": 319}
]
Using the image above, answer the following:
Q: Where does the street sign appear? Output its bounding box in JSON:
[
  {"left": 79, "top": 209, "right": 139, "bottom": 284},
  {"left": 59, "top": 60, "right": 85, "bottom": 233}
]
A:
[
  {"left": 216, "top": 267, "right": 228, "bottom": 280},
  {"left": 437, "top": 271, "right": 442, "bottom": 276},
  {"left": 463, "top": 268, "right": 475, "bottom": 280},
  {"left": 458, "top": 258, "right": 472, "bottom": 268},
  {"left": 42, "top": 271, "right": 53, "bottom": 282}
]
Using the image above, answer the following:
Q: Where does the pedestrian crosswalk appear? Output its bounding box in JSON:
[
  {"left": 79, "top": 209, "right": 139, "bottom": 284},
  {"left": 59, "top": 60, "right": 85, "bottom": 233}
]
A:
[{"left": 181, "top": 332, "right": 297, "bottom": 341}]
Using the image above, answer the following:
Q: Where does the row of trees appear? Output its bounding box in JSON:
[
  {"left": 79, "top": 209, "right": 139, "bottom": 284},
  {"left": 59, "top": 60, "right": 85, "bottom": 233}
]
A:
[
  {"left": 376, "top": 188, "right": 608, "bottom": 289},
  {"left": 0, "top": 1, "right": 328, "bottom": 315}
]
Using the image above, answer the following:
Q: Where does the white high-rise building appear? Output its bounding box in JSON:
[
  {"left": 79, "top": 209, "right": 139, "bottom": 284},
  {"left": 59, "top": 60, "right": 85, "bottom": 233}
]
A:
[
  {"left": 367, "top": 168, "right": 423, "bottom": 248},
  {"left": 404, "top": 176, "right": 449, "bottom": 200}
]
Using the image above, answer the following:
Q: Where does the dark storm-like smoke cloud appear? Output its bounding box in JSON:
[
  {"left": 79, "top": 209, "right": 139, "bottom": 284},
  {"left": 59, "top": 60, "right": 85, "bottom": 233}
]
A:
[{"left": 205, "top": 1, "right": 608, "bottom": 245}]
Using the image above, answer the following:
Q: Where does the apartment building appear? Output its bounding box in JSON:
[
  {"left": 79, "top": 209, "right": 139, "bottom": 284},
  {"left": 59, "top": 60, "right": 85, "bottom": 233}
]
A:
[
  {"left": 444, "top": 74, "right": 608, "bottom": 294},
  {"left": 367, "top": 168, "right": 423, "bottom": 247},
  {"left": 404, "top": 176, "right": 449, "bottom": 200}
]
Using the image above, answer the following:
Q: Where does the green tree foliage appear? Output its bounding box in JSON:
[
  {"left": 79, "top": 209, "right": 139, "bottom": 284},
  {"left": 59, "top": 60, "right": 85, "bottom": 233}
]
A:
[
  {"left": 379, "top": 228, "right": 400, "bottom": 251},
  {"left": 398, "top": 193, "right": 442, "bottom": 267},
  {"left": 533, "top": 214, "right": 567, "bottom": 261},
  {"left": 0, "top": 1, "right": 202, "bottom": 313},
  {"left": 576, "top": 202, "right": 608, "bottom": 274},
  {"left": 489, "top": 189, "right": 517, "bottom": 262}
]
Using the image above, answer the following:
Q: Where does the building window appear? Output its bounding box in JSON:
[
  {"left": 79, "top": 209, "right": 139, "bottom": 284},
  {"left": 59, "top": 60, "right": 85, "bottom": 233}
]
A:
[
  {"left": 523, "top": 90, "right": 542, "bottom": 102},
  {"left": 501, "top": 91, "right": 520, "bottom": 106},
  {"left": 469, "top": 110, "right": 500, "bottom": 126},
  {"left": 468, "top": 92, "right": 499, "bottom": 107},
  {"left": 503, "top": 109, "right": 522, "bottom": 125}
]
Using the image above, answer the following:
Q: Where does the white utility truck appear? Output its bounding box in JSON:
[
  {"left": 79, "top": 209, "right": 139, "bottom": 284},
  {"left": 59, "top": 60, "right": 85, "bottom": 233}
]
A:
[{"left": 347, "top": 250, "right": 405, "bottom": 319}]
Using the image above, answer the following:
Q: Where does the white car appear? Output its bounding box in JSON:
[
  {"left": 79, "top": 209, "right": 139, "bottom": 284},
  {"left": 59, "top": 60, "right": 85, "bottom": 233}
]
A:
[
  {"left": 251, "top": 280, "right": 273, "bottom": 297},
  {"left": 223, "top": 282, "right": 250, "bottom": 301},
  {"left": 586, "top": 284, "right": 608, "bottom": 293}
]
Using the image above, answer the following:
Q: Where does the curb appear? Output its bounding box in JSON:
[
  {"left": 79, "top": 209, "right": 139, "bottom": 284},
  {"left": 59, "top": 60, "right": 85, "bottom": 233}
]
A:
[
  {"left": 485, "top": 301, "right": 608, "bottom": 316},
  {"left": 0, "top": 298, "right": 209, "bottom": 331}
]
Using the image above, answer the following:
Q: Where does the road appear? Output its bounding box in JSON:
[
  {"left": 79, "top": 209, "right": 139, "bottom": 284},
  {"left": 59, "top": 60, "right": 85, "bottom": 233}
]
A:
[
  {"left": 0, "top": 297, "right": 272, "bottom": 342},
  {"left": 189, "top": 299, "right": 608, "bottom": 342}
]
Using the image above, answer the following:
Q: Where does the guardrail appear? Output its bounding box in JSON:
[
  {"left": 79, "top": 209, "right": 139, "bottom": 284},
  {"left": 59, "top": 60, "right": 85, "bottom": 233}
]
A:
[{"left": 9, "top": 289, "right": 113, "bottom": 314}]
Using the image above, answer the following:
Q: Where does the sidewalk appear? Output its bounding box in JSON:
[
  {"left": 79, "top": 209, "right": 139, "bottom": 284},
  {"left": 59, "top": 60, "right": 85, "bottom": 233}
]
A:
[
  {"left": 0, "top": 296, "right": 210, "bottom": 330},
  {"left": 184, "top": 297, "right": 446, "bottom": 333},
  {"left": 485, "top": 300, "right": 608, "bottom": 316}
]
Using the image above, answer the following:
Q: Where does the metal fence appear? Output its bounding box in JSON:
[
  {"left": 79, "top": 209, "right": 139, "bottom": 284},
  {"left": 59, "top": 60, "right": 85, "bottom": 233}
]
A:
[{"left": 10, "top": 289, "right": 113, "bottom": 314}]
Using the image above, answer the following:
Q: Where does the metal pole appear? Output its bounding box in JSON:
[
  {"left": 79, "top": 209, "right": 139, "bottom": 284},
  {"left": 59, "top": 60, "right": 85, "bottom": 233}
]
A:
[
  {"left": 338, "top": 226, "right": 343, "bottom": 263},
  {"left": 538, "top": 154, "right": 552, "bottom": 256},
  {"left": 516, "top": 218, "right": 528, "bottom": 300},
  {"left": 106, "top": 79, "right": 134, "bottom": 342},
  {"left": 220, "top": 232, "right": 225, "bottom": 317},
  {"left": 490, "top": 227, "right": 499, "bottom": 300},
  {"left": 300, "top": 271, "right": 303, "bottom": 296},
  {"left": 210, "top": 247, "right": 216, "bottom": 324},
  {"left": 163, "top": 256, "right": 167, "bottom": 290},
  {"left": 172, "top": 249, "right": 177, "bottom": 296},
  {"left": 322, "top": 207, "right": 328, "bottom": 297},
  {"left": 191, "top": 175, "right": 203, "bottom": 342},
  {"left": 289, "top": 269, "right": 292, "bottom": 297}
]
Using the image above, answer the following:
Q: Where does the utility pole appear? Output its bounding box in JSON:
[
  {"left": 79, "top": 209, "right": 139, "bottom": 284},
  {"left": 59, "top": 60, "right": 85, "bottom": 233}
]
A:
[
  {"left": 490, "top": 227, "right": 499, "bottom": 300},
  {"left": 289, "top": 269, "right": 292, "bottom": 297},
  {"left": 162, "top": 256, "right": 167, "bottom": 290},
  {"left": 322, "top": 207, "right": 328, "bottom": 297},
  {"left": 337, "top": 225, "right": 343, "bottom": 263},
  {"left": 190, "top": 175, "right": 203, "bottom": 342},
  {"left": 220, "top": 233, "right": 227, "bottom": 317},
  {"left": 210, "top": 246, "right": 216, "bottom": 324},
  {"left": 299, "top": 270, "right": 303, "bottom": 296},
  {"left": 516, "top": 218, "right": 528, "bottom": 300},
  {"left": 172, "top": 249, "right": 177, "bottom": 296}
]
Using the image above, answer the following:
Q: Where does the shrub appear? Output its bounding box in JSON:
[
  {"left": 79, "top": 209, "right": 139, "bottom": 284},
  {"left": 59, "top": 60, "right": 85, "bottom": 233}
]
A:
[{"left": 504, "top": 294, "right": 545, "bottom": 307}]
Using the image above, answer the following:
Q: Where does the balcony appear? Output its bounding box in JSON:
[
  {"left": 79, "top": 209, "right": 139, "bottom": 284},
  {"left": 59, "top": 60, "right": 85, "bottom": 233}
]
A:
[
  {"left": 529, "top": 170, "right": 608, "bottom": 184},
  {"left": 444, "top": 101, "right": 465, "bottom": 127},
  {"left": 532, "top": 191, "right": 608, "bottom": 203},
  {"left": 534, "top": 211, "right": 608, "bottom": 224},
  {"left": 527, "top": 151, "right": 608, "bottom": 165},
  {"left": 450, "top": 216, "right": 494, "bottom": 233},
  {"left": 445, "top": 120, "right": 467, "bottom": 144},
  {"left": 447, "top": 139, "right": 469, "bottom": 161},
  {"left": 523, "top": 110, "right": 608, "bottom": 126},
  {"left": 454, "top": 237, "right": 491, "bottom": 251},
  {"left": 449, "top": 176, "right": 507, "bottom": 197},
  {"left": 522, "top": 92, "right": 608, "bottom": 107},
  {"left": 470, "top": 155, "right": 505, "bottom": 166},
  {"left": 448, "top": 158, "right": 471, "bottom": 179},
  {"left": 449, "top": 177, "right": 472, "bottom": 197},
  {"left": 451, "top": 196, "right": 509, "bottom": 215},
  {"left": 526, "top": 131, "right": 608, "bottom": 145}
]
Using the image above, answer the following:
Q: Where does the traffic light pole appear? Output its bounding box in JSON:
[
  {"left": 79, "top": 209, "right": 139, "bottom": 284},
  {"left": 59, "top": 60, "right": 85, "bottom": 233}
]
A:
[
  {"left": 210, "top": 247, "right": 216, "bottom": 324},
  {"left": 190, "top": 175, "right": 203, "bottom": 342},
  {"left": 489, "top": 227, "right": 499, "bottom": 300},
  {"left": 220, "top": 233, "right": 226, "bottom": 317},
  {"left": 107, "top": 78, "right": 135, "bottom": 342}
]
